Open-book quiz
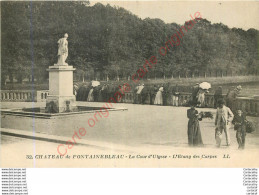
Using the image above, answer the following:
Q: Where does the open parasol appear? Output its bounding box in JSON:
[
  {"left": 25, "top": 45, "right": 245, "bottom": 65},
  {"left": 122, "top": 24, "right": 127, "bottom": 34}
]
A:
[
  {"left": 199, "top": 82, "right": 211, "bottom": 90},
  {"left": 91, "top": 80, "right": 100, "bottom": 87}
]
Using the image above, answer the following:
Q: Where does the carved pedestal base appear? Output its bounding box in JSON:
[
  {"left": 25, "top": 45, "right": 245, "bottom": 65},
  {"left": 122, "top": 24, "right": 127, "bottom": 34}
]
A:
[
  {"left": 45, "top": 64, "right": 76, "bottom": 113},
  {"left": 46, "top": 95, "right": 76, "bottom": 113}
]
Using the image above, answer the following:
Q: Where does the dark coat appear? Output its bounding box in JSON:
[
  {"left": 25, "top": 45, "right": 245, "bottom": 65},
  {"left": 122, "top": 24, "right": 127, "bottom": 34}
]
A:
[
  {"left": 187, "top": 108, "right": 203, "bottom": 146},
  {"left": 172, "top": 85, "right": 180, "bottom": 96},
  {"left": 232, "top": 114, "right": 246, "bottom": 131},
  {"left": 192, "top": 86, "right": 199, "bottom": 103}
]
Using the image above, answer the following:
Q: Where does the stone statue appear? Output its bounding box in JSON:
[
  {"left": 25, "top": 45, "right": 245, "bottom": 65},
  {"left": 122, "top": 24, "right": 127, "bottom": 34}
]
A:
[{"left": 57, "top": 33, "right": 68, "bottom": 65}]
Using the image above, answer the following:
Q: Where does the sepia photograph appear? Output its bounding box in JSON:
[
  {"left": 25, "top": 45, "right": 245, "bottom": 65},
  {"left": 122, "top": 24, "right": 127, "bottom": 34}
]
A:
[{"left": 1, "top": 0, "right": 259, "bottom": 167}]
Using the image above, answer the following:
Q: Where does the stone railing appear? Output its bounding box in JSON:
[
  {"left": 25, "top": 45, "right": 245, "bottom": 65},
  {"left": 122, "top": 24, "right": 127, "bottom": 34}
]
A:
[
  {"left": 122, "top": 92, "right": 259, "bottom": 116},
  {"left": 36, "top": 90, "right": 49, "bottom": 102},
  {"left": 123, "top": 92, "right": 135, "bottom": 103},
  {"left": 178, "top": 92, "right": 217, "bottom": 107},
  {"left": 235, "top": 97, "right": 259, "bottom": 116},
  {"left": 0, "top": 90, "right": 35, "bottom": 102},
  {"left": 1, "top": 89, "right": 259, "bottom": 116},
  {"left": 0, "top": 90, "right": 48, "bottom": 102}
]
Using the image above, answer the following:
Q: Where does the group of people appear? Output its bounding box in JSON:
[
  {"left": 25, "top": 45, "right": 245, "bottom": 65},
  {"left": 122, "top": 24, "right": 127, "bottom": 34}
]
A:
[
  {"left": 76, "top": 82, "right": 247, "bottom": 150},
  {"left": 191, "top": 83, "right": 209, "bottom": 107},
  {"left": 133, "top": 83, "right": 180, "bottom": 106},
  {"left": 226, "top": 85, "right": 242, "bottom": 111},
  {"left": 76, "top": 82, "right": 181, "bottom": 106},
  {"left": 76, "top": 83, "right": 122, "bottom": 103},
  {"left": 76, "top": 82, "right": 242, "bottom": 111},
  {"left": 187, "top": 98, "right": 247, "bottom": 150}
]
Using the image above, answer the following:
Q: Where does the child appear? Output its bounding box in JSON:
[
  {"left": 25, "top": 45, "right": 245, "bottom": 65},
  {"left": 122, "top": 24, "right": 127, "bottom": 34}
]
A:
[{"left": 232, "top": 110, "right": 247, "bottom": 149}]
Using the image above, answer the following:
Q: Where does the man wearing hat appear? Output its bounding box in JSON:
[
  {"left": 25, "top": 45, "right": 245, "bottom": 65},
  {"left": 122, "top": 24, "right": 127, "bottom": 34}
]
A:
[
  {"left": 137, "top": 84, "right": 145, "bottom": 103},
  {"left": 172, "top": 84, "right": 180, "bottom": 106},
  {"left": 226, "top": 85, "right": 242, "bottom": 111},
  {"left": 215, "top": 99, "right": 234, "bottom": 147},
  {"left": 141, "top": 84, "right": 149, "bottom": 104},
  {"left": 236, "top": 85, "right": 242, "bottom": 91},
  {"left": 133, "top": 84, "right": 140, "bottom": 104}
]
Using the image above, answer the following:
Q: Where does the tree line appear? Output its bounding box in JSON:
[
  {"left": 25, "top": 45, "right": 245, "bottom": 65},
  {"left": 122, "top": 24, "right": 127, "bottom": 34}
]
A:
[{"left": 1, "top": 1, "right": 259, "bottom": 85}]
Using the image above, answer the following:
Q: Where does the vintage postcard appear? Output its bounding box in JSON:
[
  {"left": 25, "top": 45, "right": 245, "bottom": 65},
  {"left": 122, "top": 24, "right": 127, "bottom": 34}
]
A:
[{"left": 1, "top": 0, "right": 259, "bottom": 167}]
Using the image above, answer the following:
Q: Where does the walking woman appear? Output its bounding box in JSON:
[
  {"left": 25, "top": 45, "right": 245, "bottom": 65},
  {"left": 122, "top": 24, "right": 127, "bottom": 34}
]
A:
[
  {"left": 187, "top": 101, "right": 203, "bottom": 146},
  {"left": 197, "top": 89, "right": 205, "bottom": 107}
]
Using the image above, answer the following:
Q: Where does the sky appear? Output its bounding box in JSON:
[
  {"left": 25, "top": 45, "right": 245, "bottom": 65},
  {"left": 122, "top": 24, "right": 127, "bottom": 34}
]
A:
[{"left": 91, "top": 1, "right": 259, "bottom": 30}]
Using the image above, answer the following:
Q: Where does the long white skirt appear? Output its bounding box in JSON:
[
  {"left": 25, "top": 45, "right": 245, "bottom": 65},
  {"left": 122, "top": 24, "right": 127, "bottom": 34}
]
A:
[
  {"left": 87, "top": 89, "right": 94, "bottom": 102},
  {"left": 154, "top": 91, "right": 163, "bottom": 105},
  {"left": 197, "top": 92, "right": 205, "bottom": 105}
]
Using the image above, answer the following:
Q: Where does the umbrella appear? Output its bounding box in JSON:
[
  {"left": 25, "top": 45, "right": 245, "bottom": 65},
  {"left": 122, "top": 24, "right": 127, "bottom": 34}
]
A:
[
  {"left": 91, "top": 80, "right": 100, "bottom": 87},
  {"left": 199, "top": 82, "right": 211, "bottom": 90}
]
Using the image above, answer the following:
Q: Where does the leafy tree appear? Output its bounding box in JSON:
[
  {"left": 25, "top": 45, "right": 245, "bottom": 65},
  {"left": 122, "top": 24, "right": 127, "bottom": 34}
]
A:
[{"left": 1, "top": 1, "right": 258, "bottom": 86}]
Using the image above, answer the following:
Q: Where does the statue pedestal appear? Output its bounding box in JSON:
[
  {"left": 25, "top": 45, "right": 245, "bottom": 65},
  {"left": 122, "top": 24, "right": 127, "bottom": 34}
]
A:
[{"left": 46, "top": 64, "right": 76, "bottom": 113}]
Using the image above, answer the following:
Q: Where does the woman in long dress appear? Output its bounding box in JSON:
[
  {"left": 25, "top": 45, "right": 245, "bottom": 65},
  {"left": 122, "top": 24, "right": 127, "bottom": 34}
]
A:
[
  {"left": 197, "top": 89, "right": 205, "bottom": 107},
  {"left": 187, "top": 102, "right": 203, "bottom": 146},
  {"left": 154, "top": 86, "right": 163, "bottom": 105},
  {"left": 87, "top": 87, "right": 94, "bottom": 102}
]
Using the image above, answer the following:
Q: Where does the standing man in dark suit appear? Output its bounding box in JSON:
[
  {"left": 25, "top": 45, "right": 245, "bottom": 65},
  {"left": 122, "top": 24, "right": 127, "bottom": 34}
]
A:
[
  {"left": 141, "top": 84, "right": 148, "bottom": 104},
  {"left": 172, "top": 84, "right": 180, "bottom": 106},
  {"left": 162, "top": 83, "right": 170, "bottom": 106},
  {"left": 149, "top": 85, "right": 156, "bottom": 105}
]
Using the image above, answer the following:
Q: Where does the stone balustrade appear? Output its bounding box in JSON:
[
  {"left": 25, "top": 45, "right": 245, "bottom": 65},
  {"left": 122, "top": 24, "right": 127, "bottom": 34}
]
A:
[
  {"left": 1, "top": 89, "right": 259, "bottom": 116},
  {"left": 36, "top": 90, "right": 49, "bottom": 102},
  {"left": 123, "top": 92, "right": 135, "bottom": 103},
  {"left": 235, "top": 97, "right": 259, "bottom": 117},
  {"left": 1, "top": 90, "right": 49, "bottom": 102},
  {"left": 0, "top": 90, "right": 35, "bottom": 102},
  {"left": 123, "top": 92, "right": 259, "bottom": 116}
]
